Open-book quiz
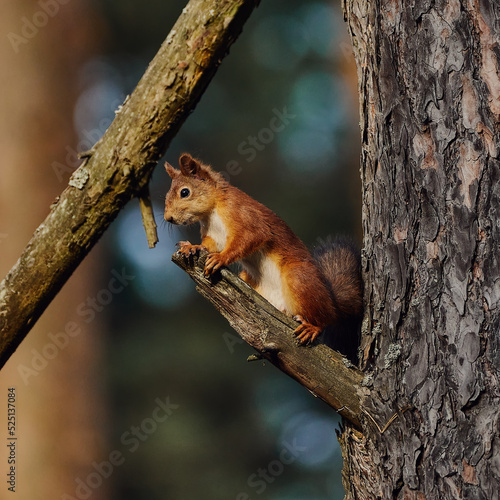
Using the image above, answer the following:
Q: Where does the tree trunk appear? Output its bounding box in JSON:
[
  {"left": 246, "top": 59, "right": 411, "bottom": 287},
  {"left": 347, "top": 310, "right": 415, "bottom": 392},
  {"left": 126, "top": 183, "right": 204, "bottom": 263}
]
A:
[{"left": 341, "top": 0, "right": 500, "bottom": 498}]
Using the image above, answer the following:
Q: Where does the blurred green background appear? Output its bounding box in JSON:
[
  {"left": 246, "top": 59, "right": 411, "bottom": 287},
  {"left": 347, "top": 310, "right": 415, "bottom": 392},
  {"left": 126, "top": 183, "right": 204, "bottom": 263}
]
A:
[
  {"left": 1, "top": 0, "right": 360, "bottom": 498},
  {"left": 101, "top": 1, "right": 361, "bottom": 498}
]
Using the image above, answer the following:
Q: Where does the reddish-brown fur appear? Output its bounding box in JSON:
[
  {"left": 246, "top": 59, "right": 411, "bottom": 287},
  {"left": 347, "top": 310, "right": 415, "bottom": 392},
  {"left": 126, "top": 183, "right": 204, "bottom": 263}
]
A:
[{"left": 164, "top": 153, "right": 362, "bottom": 345}]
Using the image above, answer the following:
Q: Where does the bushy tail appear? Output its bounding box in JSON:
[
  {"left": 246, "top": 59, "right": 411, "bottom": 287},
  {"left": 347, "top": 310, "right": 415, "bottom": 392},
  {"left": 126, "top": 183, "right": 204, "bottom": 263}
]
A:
[
  {"left": 313, "top": 236, "right": 363, "bottom": 320},
  {"left": 313, "top": 236, "right": 363, "bottom": 362}
]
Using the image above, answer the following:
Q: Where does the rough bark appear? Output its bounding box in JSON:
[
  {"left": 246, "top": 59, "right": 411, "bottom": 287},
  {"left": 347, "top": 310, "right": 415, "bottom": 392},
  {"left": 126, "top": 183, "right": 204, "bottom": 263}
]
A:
[
  {"left": 342, "top": 0, "right": 500, "bottom": 498},
  {"left": 0, "top": 0, "right": 261, "bottom": 369},
  {"left": 172, "top": 250, "right": 366, "bottom": 429}
]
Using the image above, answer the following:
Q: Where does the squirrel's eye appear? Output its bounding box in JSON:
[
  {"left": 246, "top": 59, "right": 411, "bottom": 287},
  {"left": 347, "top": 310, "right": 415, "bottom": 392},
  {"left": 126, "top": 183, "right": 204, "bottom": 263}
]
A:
[{"left": 180, "top": 188, "right": 190, "bottom": 198}]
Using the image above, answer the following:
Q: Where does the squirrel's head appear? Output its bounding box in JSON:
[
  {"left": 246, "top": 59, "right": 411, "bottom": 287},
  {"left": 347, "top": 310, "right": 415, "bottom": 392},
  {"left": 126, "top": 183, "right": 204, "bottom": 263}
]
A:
[{"left": 164, "top": 153, "right": 227, "bottom": 225}]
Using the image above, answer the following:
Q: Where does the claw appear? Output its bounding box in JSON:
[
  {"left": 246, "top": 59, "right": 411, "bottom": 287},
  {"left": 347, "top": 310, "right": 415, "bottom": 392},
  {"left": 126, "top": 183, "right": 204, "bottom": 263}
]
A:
[
  {"left": 177, "top": 241, "right": 206, "bottom": 257},
  {"left": 204, "top": 253, "right": 224, "bottom": 276},
  {"left": 293, "top": 315, "right": 322, "bottom": 345}
]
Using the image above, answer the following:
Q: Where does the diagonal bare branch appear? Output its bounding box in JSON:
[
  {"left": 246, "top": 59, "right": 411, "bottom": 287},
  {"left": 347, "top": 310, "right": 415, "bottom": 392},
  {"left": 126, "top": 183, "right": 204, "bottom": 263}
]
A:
[{"left": 0, "top": 0, "right": 261, "bottom": 369}]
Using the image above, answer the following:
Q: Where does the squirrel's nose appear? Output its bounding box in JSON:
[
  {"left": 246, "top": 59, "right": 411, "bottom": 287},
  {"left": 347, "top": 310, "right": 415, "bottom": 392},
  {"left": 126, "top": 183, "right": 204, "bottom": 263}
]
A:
[{"left": 166, "top": 216, "right": 176, "bottom": 224}]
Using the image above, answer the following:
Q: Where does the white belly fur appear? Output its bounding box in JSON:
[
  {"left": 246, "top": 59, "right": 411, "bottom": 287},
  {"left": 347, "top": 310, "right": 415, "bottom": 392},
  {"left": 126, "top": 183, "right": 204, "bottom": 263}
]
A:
[
  {"left": 204, "top": 211, "right": 287, "bottom": 312},
  {"left": 204, "top": 209, "right": 228, "bottom": 251},
  {"left": 242, "top": 251, "right": 287, "bottom": 313}
]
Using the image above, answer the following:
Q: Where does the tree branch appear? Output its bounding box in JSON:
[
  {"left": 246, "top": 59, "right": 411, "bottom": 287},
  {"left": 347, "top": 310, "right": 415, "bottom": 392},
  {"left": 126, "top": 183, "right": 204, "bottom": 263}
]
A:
[
  {"left": 139, "top": 186, "right": 159, "bottom": 249},
  {"left": 0, "top": 0, "right": 261, "bottom": 369},
  {"left": 172, "top": 250, "right": 366, "bottom": 430}
]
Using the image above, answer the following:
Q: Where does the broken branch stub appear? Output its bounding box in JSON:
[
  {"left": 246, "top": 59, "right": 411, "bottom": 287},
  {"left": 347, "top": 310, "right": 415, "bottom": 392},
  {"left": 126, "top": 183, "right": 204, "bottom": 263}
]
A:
[{"left": 172, "top": 249, "right": 366, "bottom": 430}]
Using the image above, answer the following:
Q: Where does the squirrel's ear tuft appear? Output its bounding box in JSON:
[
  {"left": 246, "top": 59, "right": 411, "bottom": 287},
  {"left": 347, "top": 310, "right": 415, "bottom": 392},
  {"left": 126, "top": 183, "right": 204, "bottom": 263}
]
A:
[
  {"left": 178, "top": 153, "right": 218, "bottom": 183},
  {"left": 165, "top": 161, "right": 178, "bottom": 178},
  {"left": 179, "top": 153, "right": 200, "bottom": 177}
]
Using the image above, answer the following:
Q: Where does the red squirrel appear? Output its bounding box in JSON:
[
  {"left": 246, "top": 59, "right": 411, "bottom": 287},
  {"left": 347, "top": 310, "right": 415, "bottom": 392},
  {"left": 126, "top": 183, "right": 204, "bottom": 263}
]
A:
[{"left": 164, "top": 153, "right": 363, "bottom": 349}]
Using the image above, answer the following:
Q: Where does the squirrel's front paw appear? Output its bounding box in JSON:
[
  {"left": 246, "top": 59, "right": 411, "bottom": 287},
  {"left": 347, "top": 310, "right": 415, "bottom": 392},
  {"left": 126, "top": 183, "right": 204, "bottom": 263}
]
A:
[
  {"left": 177, "top": 241, "right": 207, "bottom": 257},
  {"left": 293, "top": 315, "right": 322, "bottom": 345},
  {"left": 204, "top": 253, "right": 226, "bottom": 276}
]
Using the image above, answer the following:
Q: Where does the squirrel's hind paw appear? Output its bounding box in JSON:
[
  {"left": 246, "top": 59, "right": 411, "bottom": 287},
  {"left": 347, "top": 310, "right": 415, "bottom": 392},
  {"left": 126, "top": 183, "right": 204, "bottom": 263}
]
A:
[{"left": 293, "top": 316, "right": 322, "bottom": 345}]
